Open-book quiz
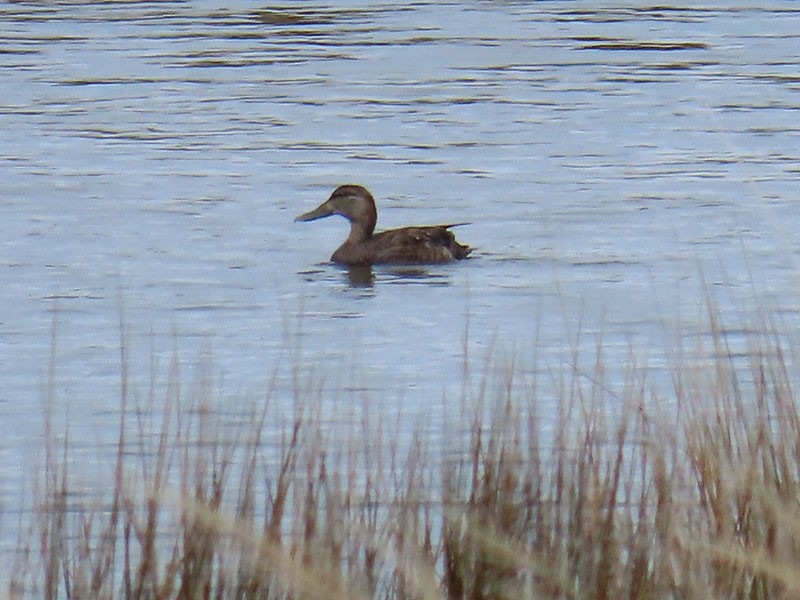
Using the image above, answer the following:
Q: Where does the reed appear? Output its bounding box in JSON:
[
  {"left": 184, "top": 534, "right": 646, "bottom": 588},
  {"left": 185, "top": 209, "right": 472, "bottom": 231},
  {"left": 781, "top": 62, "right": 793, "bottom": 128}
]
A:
[{"left": 8, "top": 306, "right": 800, "bottom": 599}]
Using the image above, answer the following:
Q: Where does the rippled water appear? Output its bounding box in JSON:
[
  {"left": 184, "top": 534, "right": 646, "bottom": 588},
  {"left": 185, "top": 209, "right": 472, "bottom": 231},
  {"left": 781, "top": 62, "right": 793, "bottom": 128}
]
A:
[{"left": 2, "top": 1, "right": 800, "bottom": 560}]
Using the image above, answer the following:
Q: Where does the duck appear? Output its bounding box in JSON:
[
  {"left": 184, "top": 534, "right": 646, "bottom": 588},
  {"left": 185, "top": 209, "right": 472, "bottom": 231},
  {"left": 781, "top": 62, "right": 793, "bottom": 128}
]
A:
[{"left": 295, "top": 185, "right": 472, "bottom": 266}]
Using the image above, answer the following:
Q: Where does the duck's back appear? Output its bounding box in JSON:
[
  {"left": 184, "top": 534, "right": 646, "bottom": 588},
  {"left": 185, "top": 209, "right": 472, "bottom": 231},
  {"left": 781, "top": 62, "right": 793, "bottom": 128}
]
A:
[{"left": 332, "top": 225, "right": 470, "bottom": 265}]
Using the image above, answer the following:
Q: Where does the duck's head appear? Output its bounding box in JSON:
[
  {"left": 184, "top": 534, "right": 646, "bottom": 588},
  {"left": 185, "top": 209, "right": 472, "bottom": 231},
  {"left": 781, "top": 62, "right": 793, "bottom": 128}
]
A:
[{"left": 295, "top": 185, "right": 378, "bottom": 235}]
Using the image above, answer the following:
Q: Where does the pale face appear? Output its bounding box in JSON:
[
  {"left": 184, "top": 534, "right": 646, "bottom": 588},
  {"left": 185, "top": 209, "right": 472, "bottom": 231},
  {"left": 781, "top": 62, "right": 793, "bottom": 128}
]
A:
[{"left": 295, "top": 185, "right": 377, "bottom": 231}]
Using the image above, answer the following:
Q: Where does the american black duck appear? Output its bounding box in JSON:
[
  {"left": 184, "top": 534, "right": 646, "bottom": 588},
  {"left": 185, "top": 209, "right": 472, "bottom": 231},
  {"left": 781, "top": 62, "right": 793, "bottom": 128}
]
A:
[{"left": 295, "top": 185, "right": 471, "bottom": 266}]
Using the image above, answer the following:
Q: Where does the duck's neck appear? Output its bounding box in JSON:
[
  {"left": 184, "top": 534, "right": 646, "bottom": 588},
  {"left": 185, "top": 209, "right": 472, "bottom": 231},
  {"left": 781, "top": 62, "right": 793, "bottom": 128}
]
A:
[
  {"left": 346, "top": 200, "right": 377, "bottom": 243},
  {"left": 347, "top": 220, "right": 374, "bottom": 244}
]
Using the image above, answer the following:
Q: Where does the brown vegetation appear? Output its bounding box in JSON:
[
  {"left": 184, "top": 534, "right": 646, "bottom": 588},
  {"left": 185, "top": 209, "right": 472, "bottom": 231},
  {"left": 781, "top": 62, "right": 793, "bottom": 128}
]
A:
[{"left": 8, "top": 308, "right": 800, "bottom": 599}]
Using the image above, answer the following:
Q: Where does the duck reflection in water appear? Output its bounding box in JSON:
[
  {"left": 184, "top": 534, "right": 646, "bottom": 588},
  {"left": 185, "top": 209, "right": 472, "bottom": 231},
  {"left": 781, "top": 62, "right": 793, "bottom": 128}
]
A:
[
  {"left": 295, "top": 185, "right": 472, "bottom": 268},
  {"left": 346, "top": 265, "right": 375, "bottom": 287}
]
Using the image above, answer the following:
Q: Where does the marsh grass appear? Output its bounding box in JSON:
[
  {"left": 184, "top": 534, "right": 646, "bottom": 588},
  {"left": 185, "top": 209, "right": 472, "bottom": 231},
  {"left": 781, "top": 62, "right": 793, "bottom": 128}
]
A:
[{"left": 9, "top": 305, "right": 800, "bottom": 599}]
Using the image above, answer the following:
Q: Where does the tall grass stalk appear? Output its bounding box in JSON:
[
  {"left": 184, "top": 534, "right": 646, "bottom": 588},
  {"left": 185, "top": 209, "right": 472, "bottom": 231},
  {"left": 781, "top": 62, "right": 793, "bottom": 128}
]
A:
[{"left": 9, "top": 308, "right": 800, "bottom": 599}]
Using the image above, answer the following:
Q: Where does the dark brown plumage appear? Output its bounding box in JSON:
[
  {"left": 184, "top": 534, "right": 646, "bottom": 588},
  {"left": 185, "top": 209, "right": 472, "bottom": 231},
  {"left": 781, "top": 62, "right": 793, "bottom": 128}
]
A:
[{"left": 295, "top": 185, "right": 472, "bottom": 266}]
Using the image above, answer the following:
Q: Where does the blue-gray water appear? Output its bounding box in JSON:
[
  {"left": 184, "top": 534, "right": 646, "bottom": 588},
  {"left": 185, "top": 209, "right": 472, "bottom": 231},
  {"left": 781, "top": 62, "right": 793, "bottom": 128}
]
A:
[{"left": 2, "top": 1, "right": 800, "bottom": 566}]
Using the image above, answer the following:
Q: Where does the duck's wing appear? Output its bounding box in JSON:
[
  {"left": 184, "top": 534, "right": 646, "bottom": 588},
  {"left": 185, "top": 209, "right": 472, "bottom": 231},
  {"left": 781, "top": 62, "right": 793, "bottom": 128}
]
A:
[{"left": 369, "top": 225, "right": 472, "bottom": 264}]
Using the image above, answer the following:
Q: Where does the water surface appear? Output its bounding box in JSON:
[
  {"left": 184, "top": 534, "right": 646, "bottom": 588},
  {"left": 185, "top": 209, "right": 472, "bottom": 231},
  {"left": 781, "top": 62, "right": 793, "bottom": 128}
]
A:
[{"left": 2, "top": 0, "right": 800, "bottom": 562}]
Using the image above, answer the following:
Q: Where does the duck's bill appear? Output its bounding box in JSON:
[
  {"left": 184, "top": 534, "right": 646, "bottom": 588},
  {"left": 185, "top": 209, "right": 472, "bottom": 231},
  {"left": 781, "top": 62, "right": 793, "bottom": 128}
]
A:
[{"left": 294, "top": 202, "right": 333, "bottom": 222}]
